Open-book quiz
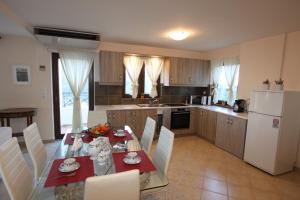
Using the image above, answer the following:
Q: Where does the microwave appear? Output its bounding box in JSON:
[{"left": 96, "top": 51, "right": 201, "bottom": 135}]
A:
[{"left": 190, "top": 95, "right": 202, "bottom": 105}]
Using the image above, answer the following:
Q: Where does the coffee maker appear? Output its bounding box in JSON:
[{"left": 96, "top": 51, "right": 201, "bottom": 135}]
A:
[{"left": 233, "top": 99, "right": 246, "bottom": 113}]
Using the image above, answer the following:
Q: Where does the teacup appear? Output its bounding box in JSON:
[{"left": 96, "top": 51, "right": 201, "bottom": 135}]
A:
[
  {"left": 117, "top": 129, "right": 124, "bottom": 134},
  {"left": 126, "top": 152, "right": 138, "bottom": 160},
  {"left": 63, "top": 158, "right": 76, "bottom": 169}
]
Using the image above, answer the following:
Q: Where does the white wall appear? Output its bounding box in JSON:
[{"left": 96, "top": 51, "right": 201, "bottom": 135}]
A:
[
  {"left": 0, "top": 35, "right": 54, "bottom": 140},
  {"left": 207, "top": 30, "right": 300, "bottom": 168}
]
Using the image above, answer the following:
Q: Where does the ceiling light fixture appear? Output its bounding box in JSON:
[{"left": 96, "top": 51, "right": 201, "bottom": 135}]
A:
[{"left": 168, "top": 31, "right": 190, "bottom": 41}]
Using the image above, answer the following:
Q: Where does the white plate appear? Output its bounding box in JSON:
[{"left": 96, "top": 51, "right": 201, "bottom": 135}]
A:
[
  {"left": 114, "top": 130, "right": 126, "bottom": 137},
  {"left": 58, "top": 162, "right": 80, "bottom": 173},
  {"left": 123, "top": 156, "right": 142, "bottom": 165}
]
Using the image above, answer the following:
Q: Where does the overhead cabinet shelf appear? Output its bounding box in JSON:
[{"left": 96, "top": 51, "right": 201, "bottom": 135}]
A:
[
  {"left": 163, "top": 57, "right": 210, "bottom": 87},
  {"left": 99, "top": 51, "right": 124, "bottom": 85}
]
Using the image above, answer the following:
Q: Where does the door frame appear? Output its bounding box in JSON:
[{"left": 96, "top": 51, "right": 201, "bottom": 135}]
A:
[{"left": 52, "top": 52, "right": 95, "bottom": 139}]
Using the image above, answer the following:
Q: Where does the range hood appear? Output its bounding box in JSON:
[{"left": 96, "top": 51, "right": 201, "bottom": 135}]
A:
[{"left": 34, "top": 27, "right": 100, "bottom": 50}]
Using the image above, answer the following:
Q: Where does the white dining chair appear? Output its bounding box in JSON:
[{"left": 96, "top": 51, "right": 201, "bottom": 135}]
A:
[
  {"left": 0, "top": 137, "right": 33, "bottom": 200},
  {"left": 84, "top": 169, "right": 140, "bottom": 200},
  {"left": 141, "top": 126, "right": 174, "bottom": 198},
  {"left": 23, "top": 122, "right": 47, "bottom": 183},
  {"left": 140, "top": 117, "right": 156, "bottom": 154},
  {"left": 0, "top": 127, "right": 12, "bottom": 146},
  {"left": 152, "top": 126, "right": 174, "bottom": 175},
  {"left": 87, "top": 110, "right": 107, "bottom": 128}
]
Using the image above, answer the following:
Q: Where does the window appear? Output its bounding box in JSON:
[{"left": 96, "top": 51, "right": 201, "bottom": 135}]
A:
[
  {"left": 212, "top": 57, "right": 240, "bottom": 105},
  {"left": 124, "top": 65, "right": 159, "bottom": 97}
]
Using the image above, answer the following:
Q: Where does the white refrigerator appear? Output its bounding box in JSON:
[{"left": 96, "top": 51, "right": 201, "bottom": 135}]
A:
[{"left": 244, "top": 90, "right": 300, "bottom": 175}]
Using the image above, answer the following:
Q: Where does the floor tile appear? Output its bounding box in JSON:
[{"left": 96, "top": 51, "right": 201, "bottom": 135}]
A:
[
  {"left": 202, "top": 177, "right": 228, "bottom": 195},
  {"left": 201, "top": 189, "right": 228, "bottom": 200}
]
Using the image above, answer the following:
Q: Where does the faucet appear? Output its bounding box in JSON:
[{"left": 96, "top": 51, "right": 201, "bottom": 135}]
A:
[{"left": 149, "top": 98, "right": 159, "bottom": 106}]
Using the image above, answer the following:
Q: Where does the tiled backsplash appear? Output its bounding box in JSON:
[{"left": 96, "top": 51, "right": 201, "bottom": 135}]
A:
[{"left": 95, "top": 82, "right": 210, "bottom": 105}]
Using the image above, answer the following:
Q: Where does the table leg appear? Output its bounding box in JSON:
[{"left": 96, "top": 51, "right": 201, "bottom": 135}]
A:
[
  {"left": 6, "top": 118, "right": 10, "bottom": 126},
  {"left": 0, "top": 118, "right": 4, "bottom": 126}
]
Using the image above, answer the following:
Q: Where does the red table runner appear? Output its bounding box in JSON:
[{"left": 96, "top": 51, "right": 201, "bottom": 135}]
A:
[
  {"left": 44, "top": 156, "right": 94, "bottom": 188},
  {"left": 64, "top": 130, "right": 133, "bottom": 145},
  {"left": 112, "top": 150, "right": 156, "bottom": 173}
]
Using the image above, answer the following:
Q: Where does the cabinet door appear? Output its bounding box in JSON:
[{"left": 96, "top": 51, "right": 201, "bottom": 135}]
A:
[
  {"left": 124, "top": 110, "right": 139, "bottom": 136},
  {"left": 189, "top": 108, "right": 197, "bottom": 134},
  {"left": 107, "top": 110, "right": 125, "bottom": 128},
  {"left": 196, "top": 108, "right": 207, "bottom": 137},
  {"left": 169, "top": 57, "right": 180, "bottom": 85},
  {"left": 190, "top": 59, "right": 202, "bottom": 86},
  {"left": 215, "top": 113, "right": 231, "bottom": 151},
  {"left": 136, "top": 109, "right": 157, "bottom": 139},
  {"left": 206, "top": 110, "right": 217, "bottom": 143},
  {"left": 229, "top": 117, "right": 247, "bottom": 159},
  {"left": 200, "top": 60, "right": 210, "bottom": 86},
  {"left": 99, "top": 51, "right": 124, "bottom": 85}
]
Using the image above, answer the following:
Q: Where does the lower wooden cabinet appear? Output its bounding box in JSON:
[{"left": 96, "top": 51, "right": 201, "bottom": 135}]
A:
[
  {"left": 107, "top": 109, "right": 157, "bottom": 139},
  {"left": 107, "top": 110, "right": 125, "bottom": 128},
  {"left": 215, "top": 113, "right": 247, "bottom": 159},
  {"left": 197, "top": 108, "right": 217, "bottom": 143}
]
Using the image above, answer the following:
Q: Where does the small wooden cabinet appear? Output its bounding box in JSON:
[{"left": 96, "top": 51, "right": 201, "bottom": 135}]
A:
[
  {"left": 167, "top": 57, "right": 210, "bottom": 87},
  {"left": 215, "top": 113, "right": 247, "bottom": 159},
  {"left": 107, "top": 110, "right": 125, "bottom": 128},
  {"left": 108, "top": 109, "right": 157, "bottom": 139},
  {"left": 99, "top": 51, "right": 124, "bottom": 85},
  {"left": 197, "top": 108, "right": 217, "bottom": 143}
]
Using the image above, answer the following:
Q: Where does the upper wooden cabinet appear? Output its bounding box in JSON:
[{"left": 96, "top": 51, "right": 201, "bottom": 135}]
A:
[
  {"left": 99, "top": 51, "right": 124, "bottom": 85},
  {"left": 166, "top": 57, "right": 210, "bottom": 87}
]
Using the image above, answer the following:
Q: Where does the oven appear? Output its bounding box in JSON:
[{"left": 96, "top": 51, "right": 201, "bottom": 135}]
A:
[{"left": 170, "top": 108, "right": 190, "bottom": 129}]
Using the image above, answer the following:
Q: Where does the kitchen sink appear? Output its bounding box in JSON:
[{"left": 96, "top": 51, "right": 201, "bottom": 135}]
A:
[{"left": 137, "top": 104, "right": 167, "bottom": 107}]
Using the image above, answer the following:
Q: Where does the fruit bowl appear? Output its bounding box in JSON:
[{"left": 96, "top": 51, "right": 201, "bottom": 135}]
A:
[{"left": 88, "top": 123, "right": 111, "bottom": 138}]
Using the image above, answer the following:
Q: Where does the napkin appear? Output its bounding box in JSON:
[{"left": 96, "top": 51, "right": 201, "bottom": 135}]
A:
[{"left": 71, "top": 137, "right": 83, "bottom": 152}]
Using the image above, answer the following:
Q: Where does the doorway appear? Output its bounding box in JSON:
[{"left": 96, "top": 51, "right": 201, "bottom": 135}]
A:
[{"left": 52, "top": 53, "right": 94, "bottom": 139}]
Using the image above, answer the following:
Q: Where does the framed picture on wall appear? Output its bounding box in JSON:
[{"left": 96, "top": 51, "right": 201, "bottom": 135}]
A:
[{"left": 12, "top": 65, "right": 31, "bottom": 85}]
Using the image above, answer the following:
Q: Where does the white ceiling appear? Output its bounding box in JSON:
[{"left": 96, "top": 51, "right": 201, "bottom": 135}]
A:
[
  {"left": 0, "top": 12, "right": 31, "bottom": 36},
  {"left": 1, "top": 0, "right": 300, "bottom": 51}
]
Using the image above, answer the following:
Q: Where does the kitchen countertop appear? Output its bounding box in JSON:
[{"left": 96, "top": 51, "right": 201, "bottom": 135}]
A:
[{"left": 94, "top": 104, "right": 248, "bottom": 120}]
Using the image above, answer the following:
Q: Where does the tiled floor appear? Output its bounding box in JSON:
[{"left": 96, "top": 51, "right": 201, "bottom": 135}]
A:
[
  {"left": 1, "top": 136, "right": 300, "bottom": 200},
  {"left": 164, "top": 136, "right": 300, "bottom": 200}
]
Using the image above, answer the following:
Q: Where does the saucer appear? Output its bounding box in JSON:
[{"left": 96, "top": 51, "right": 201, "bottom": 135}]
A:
[
  {"left": 114, "top": 130, "right": 125, "bottom": 137},
  {"left": 123, "top": 155, "right": 142, "bottom": 165},
  {"left": 58, "top": 162, "right": 80, "bottom": 173}
]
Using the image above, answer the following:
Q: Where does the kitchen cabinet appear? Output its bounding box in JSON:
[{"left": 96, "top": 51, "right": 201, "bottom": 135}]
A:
[
  {"left": 107, "top": 109, "right": 157, "bottom": 139},
  {"left": 215, "top": 113, "right": 247, "bottom": 159},
  {"left": 99, "top": 51, "right": 124, "bottom": 85},
  {"left": 107, "top": 110, "right": 125, "bottom": 128},
  {"left": 167, "top": 57, "right": 210, "bottom": 87},
  {"left": 197, "top": 108, "right": 217, "bottom": 143}
]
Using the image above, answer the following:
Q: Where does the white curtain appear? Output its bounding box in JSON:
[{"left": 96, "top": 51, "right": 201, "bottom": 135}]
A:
[
  {"left": 123, "top": 56, "right": 144, "bottom": 98},
  {"left": 145, "top": 57, "right": 164, "bottom": 98},
  {"left": 224, "top": 57, "right": 240, "bottom": 105},
  {"left": 59, "top": 50, "right": 95, "bottom": 132},
  {"left": 211, "top": 59, "right": 223, "bottom": 103}
]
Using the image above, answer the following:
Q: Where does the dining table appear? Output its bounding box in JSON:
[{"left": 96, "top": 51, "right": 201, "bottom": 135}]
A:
[{"left": 29, "top": 126, "right": 168, "bottom": 200}]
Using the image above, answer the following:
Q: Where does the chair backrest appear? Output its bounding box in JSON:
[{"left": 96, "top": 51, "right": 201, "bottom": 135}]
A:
[
  {"left": 23, "top": 122, "right": 47, "bottom": 183},
  {"left": 0, "top": 138, "right": 33, "bottom": 200},
  {"left": 140, "top": 117, "right": 156, "bottom": 154},
  {"left": 0, "top": 127, "right": 12, "bottom": 146},
  {"left": 84, "top": 169, "right": 140, "bottom": 200},
  {"left": 87, "top": 110, "right": 107, "bottom": 128},
  {"left": 152, "top": 126, "right": 174, "bottom": 175}
]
